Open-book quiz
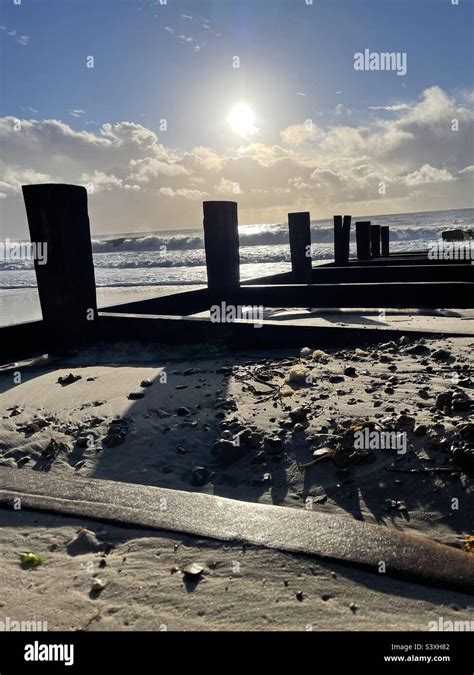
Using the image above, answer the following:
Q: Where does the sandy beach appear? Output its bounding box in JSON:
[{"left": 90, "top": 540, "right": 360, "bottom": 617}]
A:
[{"left": 0, "top": 333, "right": 472, "bottom": 630}]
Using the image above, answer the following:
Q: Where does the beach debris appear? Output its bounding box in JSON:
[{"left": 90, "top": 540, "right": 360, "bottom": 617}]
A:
[
  {"left": 312, "top": 350, "right": 328, "bottom": 362},
  {"left": 436, "top": 390, "right": 472, "bottom": 414},
  {"left": 285, "top": 364, "right": 310, "bottom": 384},
  {"left": 140, "top": 379, "right": 153, "bottom": 387},
  {"left": 91, "top": 578, "right": 106, "bottom": 593},
  {"left": 20, "top": 552, "right": 44, "bottom": 568},
  {"left": 182, "top": 563, "right": 204, "bottom": 578},
  {"left": 18, "top": 416, "right": 50, "bottom": 434},
  {"left": 212, "top": 439, "right": 246, "bottom": 464},
  {"left": 41, "top": 438, "right": 68, "bottom": 460},
  {"left": 67, "top": 528, "right": 105, "bottom": 556},
  {"left": 404, "top": 344, "right": 431, "bottom": 357},
  {"left": 464, "top": 536, "right": 474, "bottom": 553},
  {"left": 190, "top": 466, "right": 211, "bottom": 486},
  {"left": 103, "top": 418, "right": 130, "bottom": 447},
  {"left": 289, "top": 406, "right": 309, "bottom": 423},
  {"left": 8, "top": 406, "right": 23, "bottom": 417},
  {"left": 128, "top": 391, "right": 145, "bottom": 400},
  {"left": 57, "top": 373, "right": 82, "bottom": 386}
]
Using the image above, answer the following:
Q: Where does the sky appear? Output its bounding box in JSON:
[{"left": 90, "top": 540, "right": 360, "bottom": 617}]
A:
[{"left": 0, "top": 0, "right": 473, "bottom": 237}]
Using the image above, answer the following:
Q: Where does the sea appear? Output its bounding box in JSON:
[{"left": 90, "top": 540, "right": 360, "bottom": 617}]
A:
[{"left": 0, "top": 208, "right": 472, "bottom": 326}]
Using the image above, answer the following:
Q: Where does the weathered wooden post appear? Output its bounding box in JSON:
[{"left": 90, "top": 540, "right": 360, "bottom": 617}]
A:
[
  {"left": 288, "top": 212, "right": 312, "bottom": 283},
  {"left": 203, "top": 201, "right": 240, "bottom": 291},
  {"left": 370, "top": 224, "right": 381, "bottom": 258},
  {"left": 356, "top": 221, "right": 371, "bottom": 260},
  {"left": 381, "top": 226, "right": 390, "bottom": 257},
  {"left": 22, "top": 184, "right": 97, "bottom": 353},
  {"left": 334, "top": 215, "right": 351, "bottom": 265}
]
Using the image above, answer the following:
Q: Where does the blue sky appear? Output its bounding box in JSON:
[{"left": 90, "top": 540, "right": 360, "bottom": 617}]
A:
[
  {"left": 0, "top": 0, "right": 473, "bottom": 235},
  {"left": 2, "top": 0, "right": 473, "bottom": 147}
]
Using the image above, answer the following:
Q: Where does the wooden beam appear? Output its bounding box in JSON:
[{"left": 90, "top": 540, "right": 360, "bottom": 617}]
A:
[
  {"left": 217, "top": 282, "right": 474, "bottom": 309},
  {"left": 203, "top": 201, "right": 240, "bottom": 291},
  {"left": 288, "top": 211, "right": 312, "bottom": 282},
  {"left": 309, "top": 264, "right": 473, "bottom": 284},
  {"left": 21, "top": 183, "right": 97, "bottom": 352},
  {"left": 356, "top": 221, "right": 371, "bottom": 260},
  {"left": 381, "top": 226, "right": 390, "bottom": 257},
  {"left": 370, "top": 224, "right": 381, "bottom": 258},
  {"left": 334, "top": 215, "right": 351, "bottom": 265}
]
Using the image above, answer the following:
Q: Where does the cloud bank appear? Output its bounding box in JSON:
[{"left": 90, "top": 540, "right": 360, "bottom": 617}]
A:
[{"left": 0, "top": 86, "right": 473, "bottom": 237}]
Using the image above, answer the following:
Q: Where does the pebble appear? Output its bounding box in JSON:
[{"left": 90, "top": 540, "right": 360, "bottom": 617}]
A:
[{"left": 128, "top": 392, "right": 144, "bottom": 400}]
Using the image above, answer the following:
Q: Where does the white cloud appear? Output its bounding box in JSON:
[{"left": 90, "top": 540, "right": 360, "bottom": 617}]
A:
[
  {"left": 69, "top": 109, "right": 86, "bottom": 118},
  {"left": 403, "top": 164, "right": 456, "bottom": 186},
  {"left": 0, "top": 86, "right": 473, "bottom": 237}
]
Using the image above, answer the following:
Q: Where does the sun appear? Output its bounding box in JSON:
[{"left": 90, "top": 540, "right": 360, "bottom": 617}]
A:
[{"left": 228, "top": 103, "right": 257, "bottom": 137}]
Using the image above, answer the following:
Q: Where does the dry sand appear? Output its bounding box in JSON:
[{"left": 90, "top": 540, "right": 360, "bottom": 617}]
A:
[{"left": 0, "top": 334, "right": 472, "bottom": 630}]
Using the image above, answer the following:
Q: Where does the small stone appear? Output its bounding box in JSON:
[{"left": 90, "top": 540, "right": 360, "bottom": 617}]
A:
[
  {"left": 58, "top": 373, "right": 82, "bottom": 386},
  {"left": 140, "top": 379, "right": 153, "bottom": 387},
  {"left": 190, "top": 466, "right": 210, "bottom": 486},
  {"left": 91, "top": 578, "right": 106, "bottom": 593},
  {"left": 344, "top": 366, "right": 357, "bottom": 377},
  {"left": 182, "top": 563, "right": 204, "bottom": 577},
  {"left": 176, "top": 407, "right": 192, "bottom": 416},
  {"left": 296, "top": 590, "right": 304, "bottom": 602},
  {"left": 128, "top": 392, "right": 144, "bottom": 400},
  {"left": 432, "top": 349, "right": 451, "bottom": 361}
]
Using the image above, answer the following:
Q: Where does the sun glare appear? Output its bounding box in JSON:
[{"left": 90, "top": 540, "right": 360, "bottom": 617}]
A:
[{"left": 228, "top": 103, "right": 257, "bottom": 137}]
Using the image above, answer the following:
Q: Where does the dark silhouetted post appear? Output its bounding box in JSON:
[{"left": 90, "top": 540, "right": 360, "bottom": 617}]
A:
[
  {"left": 381, "top": 226, "right": 390, "bottom": 257},
  {"left": 356, "top": 221, "right": 371, "bottom": 260},
  {"left": 203, "top": 201, "right": 240, "bottom": 291},
  {"left": 370, "top": 224, "right": 381, "bottom": 258},
  {"left": 288, "top": 211, "right": 312, "bottom": 283},
  {"left": 334, "top": 215, "right": 351, "bottom": 265},
  {"left": 22, "top": 184, "right": 97, "bottom": 353}
]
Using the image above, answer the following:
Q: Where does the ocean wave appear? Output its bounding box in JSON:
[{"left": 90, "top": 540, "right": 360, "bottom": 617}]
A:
[{"left": 90, "top": 224, "right": 460, "bottom": 254}]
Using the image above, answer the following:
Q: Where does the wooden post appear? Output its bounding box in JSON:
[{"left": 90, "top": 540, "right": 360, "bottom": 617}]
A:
[
  {"left": 370, "top": 224, "right": 381, "bottom": 258},
  {"left": 334, "top": 215, "right": 351, "bottom": 265},
  {"left": 203, "top": 201, "right": 240, "bottom": 291},
  {"left": 22, "top": 184, "right": 97, "bottom": 353},
  {"left": 288, "top": 211, "right": 312, "bottom": 283},
  {"left": 356, "top": 221, "right": 371, "bottom": 260},
  {"left": 381, "top": 226, "right": 390, "bottom": 257}
]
